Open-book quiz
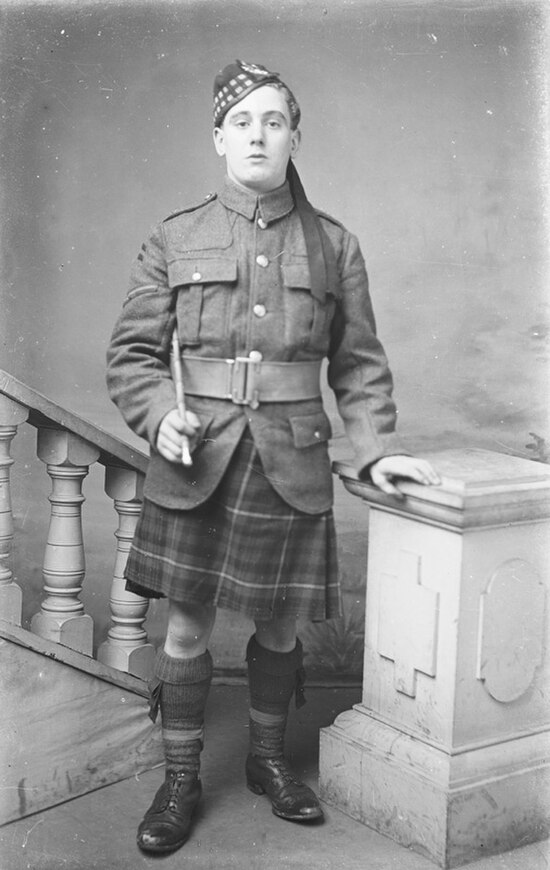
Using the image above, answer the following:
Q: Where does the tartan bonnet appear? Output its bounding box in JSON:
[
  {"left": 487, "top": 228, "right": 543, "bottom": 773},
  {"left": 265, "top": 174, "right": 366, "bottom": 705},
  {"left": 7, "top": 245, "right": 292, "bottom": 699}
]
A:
[{"left": 213, "top": 59, "right": 300, "bottom": 129}]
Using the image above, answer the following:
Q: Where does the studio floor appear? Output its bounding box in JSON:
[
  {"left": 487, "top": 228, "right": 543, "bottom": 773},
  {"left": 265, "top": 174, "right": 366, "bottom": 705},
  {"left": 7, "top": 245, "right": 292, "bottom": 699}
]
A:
[{"left": 1, "top": 685, "right": 548, "bottom": 870}]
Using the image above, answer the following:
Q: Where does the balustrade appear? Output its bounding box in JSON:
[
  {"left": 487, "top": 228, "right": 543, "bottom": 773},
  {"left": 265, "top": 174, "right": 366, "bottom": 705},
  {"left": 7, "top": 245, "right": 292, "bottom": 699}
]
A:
[{"left": 0, "top": 370, "right": 153, "bottom": 679}]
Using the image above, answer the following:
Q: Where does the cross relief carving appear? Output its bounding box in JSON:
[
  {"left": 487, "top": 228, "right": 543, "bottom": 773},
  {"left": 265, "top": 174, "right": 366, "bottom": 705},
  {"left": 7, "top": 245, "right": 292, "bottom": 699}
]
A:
[{"left": 377, "top": 550, "right": 440, "bottom": 697}]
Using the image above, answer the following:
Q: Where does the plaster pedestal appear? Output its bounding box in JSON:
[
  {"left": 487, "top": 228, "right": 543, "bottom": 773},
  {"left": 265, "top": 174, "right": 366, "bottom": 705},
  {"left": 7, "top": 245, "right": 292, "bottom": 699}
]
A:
[{"left": 319, "top": 448, "right": 550, "bottom": 868}]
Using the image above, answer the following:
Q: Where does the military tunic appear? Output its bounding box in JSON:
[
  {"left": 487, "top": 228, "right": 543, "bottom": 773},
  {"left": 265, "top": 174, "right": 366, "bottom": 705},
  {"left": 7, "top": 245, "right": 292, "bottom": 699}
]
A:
[{"left": 106, "top": 177, "right": 402, "bottom": 620}]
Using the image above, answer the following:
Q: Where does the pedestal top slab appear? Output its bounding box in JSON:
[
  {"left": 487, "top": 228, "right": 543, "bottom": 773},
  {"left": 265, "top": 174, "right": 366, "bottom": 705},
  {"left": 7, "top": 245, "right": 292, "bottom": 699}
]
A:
[{"left": 334, "top": 448, "right": 550, "bottom": 529}]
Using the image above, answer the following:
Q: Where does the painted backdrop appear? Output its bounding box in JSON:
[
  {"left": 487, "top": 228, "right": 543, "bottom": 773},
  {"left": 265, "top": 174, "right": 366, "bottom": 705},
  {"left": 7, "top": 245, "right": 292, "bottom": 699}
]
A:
[{"left": 1, "top": 0, "right": 548, "bottom": 677}]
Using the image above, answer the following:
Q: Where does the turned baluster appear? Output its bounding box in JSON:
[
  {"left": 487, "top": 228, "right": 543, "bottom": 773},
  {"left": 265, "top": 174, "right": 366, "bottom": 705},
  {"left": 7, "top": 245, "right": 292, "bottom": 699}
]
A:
[
  {"left": 0, "top": 395, "right": 29, "bottom": 625},
  {"left": 97, "top": 464, "right": 154, "bottom": 678},
  {"left": 31, "top": 427, "right": 100, "bottom": 654}
]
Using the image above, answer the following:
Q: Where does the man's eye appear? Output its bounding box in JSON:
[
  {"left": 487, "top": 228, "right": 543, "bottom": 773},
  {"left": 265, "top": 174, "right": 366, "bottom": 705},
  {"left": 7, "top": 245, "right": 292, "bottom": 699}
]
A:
[{"left": 267, "top": 121, "right": 280, "bottom": 128}]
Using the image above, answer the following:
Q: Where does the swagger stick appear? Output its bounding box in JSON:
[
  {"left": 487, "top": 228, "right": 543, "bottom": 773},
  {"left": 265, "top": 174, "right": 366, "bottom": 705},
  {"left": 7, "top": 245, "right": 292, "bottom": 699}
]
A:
[{"left": 171, "top": 327, "right": 193, "bottom": 467}]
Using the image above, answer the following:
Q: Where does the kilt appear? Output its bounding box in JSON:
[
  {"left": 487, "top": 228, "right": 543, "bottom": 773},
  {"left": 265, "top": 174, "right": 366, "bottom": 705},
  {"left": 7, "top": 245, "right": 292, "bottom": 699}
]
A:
[{"left": 125, "top": 430, "right": 342, "bottom": 621}]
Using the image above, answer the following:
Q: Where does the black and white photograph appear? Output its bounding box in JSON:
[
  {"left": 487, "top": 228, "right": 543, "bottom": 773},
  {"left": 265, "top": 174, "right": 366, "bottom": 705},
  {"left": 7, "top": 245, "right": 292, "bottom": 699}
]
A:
[{"left": 1, "top": 1, "right": 549, "bottom": 868}]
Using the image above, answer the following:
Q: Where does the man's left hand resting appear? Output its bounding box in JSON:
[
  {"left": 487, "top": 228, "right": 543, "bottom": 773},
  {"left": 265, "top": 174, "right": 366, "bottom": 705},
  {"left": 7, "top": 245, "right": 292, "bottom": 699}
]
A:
[{"left": 369, "top": 455, "right": 441, "bottom": 498}]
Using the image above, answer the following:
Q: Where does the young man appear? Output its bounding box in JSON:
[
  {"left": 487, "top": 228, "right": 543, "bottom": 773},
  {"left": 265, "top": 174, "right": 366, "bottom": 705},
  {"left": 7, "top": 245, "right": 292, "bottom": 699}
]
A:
[{"left": 106, "top": 60, "right": 439, "bottom": 855}]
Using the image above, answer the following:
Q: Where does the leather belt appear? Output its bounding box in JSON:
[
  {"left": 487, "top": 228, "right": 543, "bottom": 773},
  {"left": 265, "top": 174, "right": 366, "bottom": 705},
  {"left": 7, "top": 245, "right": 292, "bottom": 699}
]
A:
[{"left": 180, "top": 354, "right": 322, "bottom": 410}]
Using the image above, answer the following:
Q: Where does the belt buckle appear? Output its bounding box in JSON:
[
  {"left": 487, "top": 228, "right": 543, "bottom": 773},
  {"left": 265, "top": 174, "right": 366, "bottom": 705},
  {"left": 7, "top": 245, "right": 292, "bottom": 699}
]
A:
[{"left": 231, "top": 357, "right": 261, "bottom": 409}]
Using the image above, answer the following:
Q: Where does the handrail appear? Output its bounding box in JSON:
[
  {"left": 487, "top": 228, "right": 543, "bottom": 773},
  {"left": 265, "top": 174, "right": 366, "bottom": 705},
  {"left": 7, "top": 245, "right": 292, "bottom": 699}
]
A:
[{"left": 0, "top": 368, "right": 148, "bottom": 473}]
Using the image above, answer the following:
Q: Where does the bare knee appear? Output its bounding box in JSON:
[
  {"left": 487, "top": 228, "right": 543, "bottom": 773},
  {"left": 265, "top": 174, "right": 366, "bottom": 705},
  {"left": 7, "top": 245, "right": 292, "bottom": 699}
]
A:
[
  {"left": 165, "top": 601, "right": 216, "bottom": 659},
  {"left": 254, "top": 616, "right": 297, "bottom": 653}
]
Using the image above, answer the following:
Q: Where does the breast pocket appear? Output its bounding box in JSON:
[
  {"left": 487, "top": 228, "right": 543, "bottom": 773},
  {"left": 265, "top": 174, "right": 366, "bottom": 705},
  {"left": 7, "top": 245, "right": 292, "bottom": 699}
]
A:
[
  {"left": 281, "top": 260, "right": 335, "bottom": 352},
  {"left": 168, "top": 258, "right": 237, "bottom": 347}
]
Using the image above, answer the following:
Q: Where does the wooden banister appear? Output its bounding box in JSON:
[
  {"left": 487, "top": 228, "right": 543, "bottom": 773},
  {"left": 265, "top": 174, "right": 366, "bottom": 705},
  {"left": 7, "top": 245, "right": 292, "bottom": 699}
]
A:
[{"left": 0, "top": 369, "right": 155, "bottom": 678}]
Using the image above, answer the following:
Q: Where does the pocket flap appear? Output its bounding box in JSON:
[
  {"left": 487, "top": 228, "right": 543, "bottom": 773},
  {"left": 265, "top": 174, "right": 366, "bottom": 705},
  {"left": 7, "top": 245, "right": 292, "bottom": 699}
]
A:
[
  {"left": 168, "top": 258, "right": 238, "bottom": 287},
  {"left": 281, "top": 262, "right": 311, "bottom": 289},
  {"left": 289, "top": 411, "right": 332, "bottom": 448}
]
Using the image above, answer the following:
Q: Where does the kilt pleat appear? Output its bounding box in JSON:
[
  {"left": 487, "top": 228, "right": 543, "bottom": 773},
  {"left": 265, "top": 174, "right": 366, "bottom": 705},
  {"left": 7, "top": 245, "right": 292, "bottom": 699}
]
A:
[{"left": 124, "top": 430, "right": 342, "bottom": 621}]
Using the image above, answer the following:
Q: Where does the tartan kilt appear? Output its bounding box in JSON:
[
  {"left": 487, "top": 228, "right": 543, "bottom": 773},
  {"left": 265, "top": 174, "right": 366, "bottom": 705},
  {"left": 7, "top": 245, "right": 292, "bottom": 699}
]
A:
[{"left": 125, "top": 429, "right": 342, "bottom": 622}]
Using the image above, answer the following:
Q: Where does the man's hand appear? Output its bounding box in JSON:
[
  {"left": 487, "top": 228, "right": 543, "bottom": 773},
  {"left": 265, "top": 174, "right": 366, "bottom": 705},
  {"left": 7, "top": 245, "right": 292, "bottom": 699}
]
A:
[
  {"left": 369, "top": 455, "right": 441, "bottom": 498},
  {"left": 156, "top": 409, "right": 201, "bottom": 464}
]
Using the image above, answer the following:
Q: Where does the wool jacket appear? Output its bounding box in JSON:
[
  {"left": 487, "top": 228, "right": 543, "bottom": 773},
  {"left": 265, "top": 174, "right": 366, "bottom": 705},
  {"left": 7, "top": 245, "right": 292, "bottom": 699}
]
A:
[{"left": 106, "top": 177, "right": 403, "bottom": 514}]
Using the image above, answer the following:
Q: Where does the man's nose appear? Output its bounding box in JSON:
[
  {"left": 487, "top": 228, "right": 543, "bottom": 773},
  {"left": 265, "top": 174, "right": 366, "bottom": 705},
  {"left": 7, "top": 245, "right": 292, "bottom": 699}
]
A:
[{"left": 249, "top": 121, "right": 264, "bottom": 143}]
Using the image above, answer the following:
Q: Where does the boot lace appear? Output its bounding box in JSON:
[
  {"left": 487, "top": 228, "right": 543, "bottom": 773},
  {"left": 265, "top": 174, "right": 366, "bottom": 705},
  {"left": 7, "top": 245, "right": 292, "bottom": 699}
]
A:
[{"left": 159, "top": 771, "right": 190, "bottom": 813}]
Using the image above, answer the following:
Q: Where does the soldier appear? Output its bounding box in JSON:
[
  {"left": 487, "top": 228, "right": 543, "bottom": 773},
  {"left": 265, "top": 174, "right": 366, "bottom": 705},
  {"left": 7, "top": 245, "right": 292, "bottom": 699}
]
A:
[{"left": 106, "top": 60, "right": 440, "bottom": 855}]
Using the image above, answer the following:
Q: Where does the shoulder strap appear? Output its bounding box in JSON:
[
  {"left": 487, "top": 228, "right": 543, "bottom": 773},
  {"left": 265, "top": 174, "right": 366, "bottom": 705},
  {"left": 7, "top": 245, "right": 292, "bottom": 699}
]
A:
[{"left": 163, "top": 192, "right": 217, "bottom": 223}]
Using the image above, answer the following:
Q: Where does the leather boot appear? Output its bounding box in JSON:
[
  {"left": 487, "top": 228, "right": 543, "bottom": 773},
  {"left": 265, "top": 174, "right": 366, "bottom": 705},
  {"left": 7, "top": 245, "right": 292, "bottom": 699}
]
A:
[
  {"left": 137, "top": 770, "right": 202, "bottom": 854},
  {"left": 246, "top": 753, "right": 324, "bottom": 821}
]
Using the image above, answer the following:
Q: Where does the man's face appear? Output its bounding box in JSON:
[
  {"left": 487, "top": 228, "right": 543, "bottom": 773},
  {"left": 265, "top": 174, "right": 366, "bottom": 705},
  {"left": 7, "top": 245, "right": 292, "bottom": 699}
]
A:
[{"left": 213, "top": 86, "right": 301, "bottom": 193}]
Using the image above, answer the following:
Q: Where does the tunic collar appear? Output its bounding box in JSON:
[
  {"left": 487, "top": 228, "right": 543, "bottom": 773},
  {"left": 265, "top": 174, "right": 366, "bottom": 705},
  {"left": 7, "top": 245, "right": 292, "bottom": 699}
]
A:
[{"left": 219, "top": 176, "right": 295, "bottom": 224}]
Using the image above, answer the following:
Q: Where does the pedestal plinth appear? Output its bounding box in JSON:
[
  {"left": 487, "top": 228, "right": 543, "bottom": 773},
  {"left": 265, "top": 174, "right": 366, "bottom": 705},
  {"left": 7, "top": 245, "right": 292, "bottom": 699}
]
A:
[{"left": 319, "top": 448, "right": 550, "bottom": 868}]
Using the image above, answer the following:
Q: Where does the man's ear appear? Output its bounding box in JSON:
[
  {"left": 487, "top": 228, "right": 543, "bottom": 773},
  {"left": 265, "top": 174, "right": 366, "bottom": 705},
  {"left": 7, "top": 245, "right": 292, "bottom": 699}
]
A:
[
  {"left": 213, "top": 126, "right": 225, "bottom": 156},
  {"left": 290, "top": 128, "right": 301, "bottom": 158}
]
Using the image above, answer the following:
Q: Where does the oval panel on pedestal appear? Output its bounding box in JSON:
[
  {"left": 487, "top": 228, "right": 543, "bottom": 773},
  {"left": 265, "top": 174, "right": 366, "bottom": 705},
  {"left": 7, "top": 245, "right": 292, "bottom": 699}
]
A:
[{"left": 478, "top": 558, "right": 545, "bottom": 703}]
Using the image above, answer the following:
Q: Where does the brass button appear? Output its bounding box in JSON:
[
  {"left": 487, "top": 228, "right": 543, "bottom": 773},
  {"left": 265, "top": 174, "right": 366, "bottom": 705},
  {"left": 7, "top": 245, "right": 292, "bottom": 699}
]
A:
[
  {"left": 253, "top": 304, "right": 266, "bottom": 318},
  {"left": 257, "top": 217, "right": 268, "bottom": 229},
  {"left": 249, "top": 350, "right": 263, "bottom": 362},
  {"left": 192, "top": 272, "right": 202, "bottom": 281},
  {"left": 256, "top": 255, "right": 269, "bottom": 268}
]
